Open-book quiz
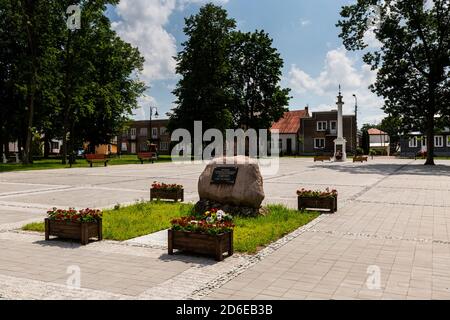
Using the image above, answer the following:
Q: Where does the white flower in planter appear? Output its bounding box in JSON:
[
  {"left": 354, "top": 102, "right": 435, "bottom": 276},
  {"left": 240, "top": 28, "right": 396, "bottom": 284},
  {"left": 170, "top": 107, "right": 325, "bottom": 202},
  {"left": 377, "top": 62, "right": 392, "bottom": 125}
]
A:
[{"left": 216, "top": 210, "right": 225, "bottom": 221}]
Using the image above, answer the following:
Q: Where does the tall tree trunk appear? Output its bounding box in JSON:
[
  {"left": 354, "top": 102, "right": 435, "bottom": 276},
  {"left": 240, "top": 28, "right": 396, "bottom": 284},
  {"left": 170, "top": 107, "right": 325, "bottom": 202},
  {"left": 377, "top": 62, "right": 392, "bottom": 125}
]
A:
[
  {"left": 61, "top": 116, "right": 69, "bottom": 165},
  {"left": 43, "top": 135, "right": 50, "bottom": 159},
  {"left": 17, "top": 136, "right": 23, "bottom": 161},
  {"left": 0, "top": 129, "right": 4, "bottom": 161},
  {"left": 425, "top": 113, "right": 435, "bottom": 165},
  {"left": 21, "top": 0, "right": 37, "bottom": 165},
  {"left": 0, "top": 111, "right": 4, "bottom": 160},
  {"left": 23, "top": 90, "right": 35, "bottom": 164},
  {"left": 4, "top": 142, "right": 10, "bottom": 159},
  {"left": 61, "top": 33, "right": 73, "bottom": 165},
  {"left": 425, "top": 84, "right": 436, "bottom": 166}
]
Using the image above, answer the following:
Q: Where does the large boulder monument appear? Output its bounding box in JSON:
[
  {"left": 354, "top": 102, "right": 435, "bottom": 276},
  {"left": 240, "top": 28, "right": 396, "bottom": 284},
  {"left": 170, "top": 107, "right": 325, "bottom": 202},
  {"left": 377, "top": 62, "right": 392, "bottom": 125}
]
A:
[{"left": 196, "top": 156, "right": 266, "bottom": 217}]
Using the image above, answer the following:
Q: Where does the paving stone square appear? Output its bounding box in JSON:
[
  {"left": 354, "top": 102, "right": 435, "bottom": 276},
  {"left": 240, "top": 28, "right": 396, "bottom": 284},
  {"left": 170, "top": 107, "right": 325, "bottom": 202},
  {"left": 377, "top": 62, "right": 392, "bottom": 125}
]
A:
[{"left": 1, "top": 158, "right": 450, "bottom": 300}]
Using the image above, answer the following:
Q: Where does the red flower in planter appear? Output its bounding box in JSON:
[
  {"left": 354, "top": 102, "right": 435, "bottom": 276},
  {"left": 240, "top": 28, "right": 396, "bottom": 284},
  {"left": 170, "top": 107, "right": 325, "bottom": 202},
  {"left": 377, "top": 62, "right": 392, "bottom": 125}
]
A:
[
  {"left": 47, "top": 208, "right": 102, "bottom": 223},
  {"left": 152, "top": 181, "right": 183, "bottom": 192},
  {"left": 297, "top": 187, "right": 338, "bottom": 198},
  {"left": 171, "top": 210, "right": 235, "bottom": 235}
]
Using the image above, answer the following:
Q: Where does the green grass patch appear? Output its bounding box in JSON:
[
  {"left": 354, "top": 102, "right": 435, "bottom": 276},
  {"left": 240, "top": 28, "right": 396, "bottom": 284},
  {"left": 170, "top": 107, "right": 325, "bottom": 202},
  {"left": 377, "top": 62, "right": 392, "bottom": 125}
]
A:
[
  {"left": 22, "top": 222, "right": 46, "bottom": 233},
  {"left": 22, "top": 202, "right": 319, "bottom": 253},
  {"left": 102, "top": 201, "right": 193, "bottom": 241},
  {"left": 0, "top": 155, "right": 172, "bottom": 172},
  {"left": 233, "top": 205, "right": 318, "bottom": 253}
]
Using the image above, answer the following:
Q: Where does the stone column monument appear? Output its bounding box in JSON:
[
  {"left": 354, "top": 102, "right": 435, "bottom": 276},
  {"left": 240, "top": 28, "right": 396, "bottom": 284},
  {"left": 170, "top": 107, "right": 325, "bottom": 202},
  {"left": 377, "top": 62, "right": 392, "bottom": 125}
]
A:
[{"left": 334, "top": 86, "right": 347, "bottom": 162}]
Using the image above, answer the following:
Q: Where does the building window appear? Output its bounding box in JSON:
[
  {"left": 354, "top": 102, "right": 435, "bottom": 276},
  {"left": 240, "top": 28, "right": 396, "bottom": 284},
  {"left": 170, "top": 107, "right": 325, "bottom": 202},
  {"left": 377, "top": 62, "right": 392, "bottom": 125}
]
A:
[
  {"left": 330, "top": 121, "right": 337, "bottom": 132},
  {"left": 314, "top": 138, "right": 325, "bottom": 149},
  {"left": 130, "top": 128, "right": 136, "bottom": 137},
  {"left": 160, "top": 127, "right": 167, "bottom": 135},
  {"left": 447, "top": 136, "right": 450, "bottom": 147},
  {"left": 139, "top": 128, "right": 148, "bottom": 137},
  {"left": 279, "top": 139, "right": 283, "bottom": 151},
  {"left": 121, "top": 143, "right": 127, "bottom": 152},
  {"left": 409, "top": 137, "right": 418, "bottom": 148},
  {"left": 122, "top": 129, "right": 128, "bottom": 137},
  {"left": 317, "top": 121, "right": 327, "bottom": 132},
  {"left": 435, "top": 136, "right": 444, "bottom": 148},
  {"left": 51, "top": 142, "right": 59, "bottom": 150},
  {"left": 160, "top": 142, "right": 169, "bottom": 151},
  {"left": 152, "top": 128, "right": 158, "bottom": 139}
]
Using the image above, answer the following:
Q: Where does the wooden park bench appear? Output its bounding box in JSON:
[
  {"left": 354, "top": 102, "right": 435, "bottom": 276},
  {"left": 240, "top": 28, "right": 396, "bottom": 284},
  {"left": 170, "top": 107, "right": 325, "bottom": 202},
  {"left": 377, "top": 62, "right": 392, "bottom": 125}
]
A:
[
  {"left": 85, "top": 154, "right": 109, "bottom": 167},
  {"left": 137, "top": 152, "right": 157, "bottom": 164},
  {"left": 353, "top": 156, "right": 368, "bottom": 163},
  {"left": 314, "top": 155, "right": 332, "bottom": 162}
]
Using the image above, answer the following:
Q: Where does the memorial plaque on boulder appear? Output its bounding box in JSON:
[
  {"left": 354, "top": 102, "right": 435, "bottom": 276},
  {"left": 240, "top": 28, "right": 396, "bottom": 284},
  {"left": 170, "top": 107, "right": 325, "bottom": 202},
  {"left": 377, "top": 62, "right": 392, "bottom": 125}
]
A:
[
  {"left": 196, "top": 156, "right": 265, "bottom": 217},
  {"left": 211, "top": 167, "right": 239, "bottom": 185}
]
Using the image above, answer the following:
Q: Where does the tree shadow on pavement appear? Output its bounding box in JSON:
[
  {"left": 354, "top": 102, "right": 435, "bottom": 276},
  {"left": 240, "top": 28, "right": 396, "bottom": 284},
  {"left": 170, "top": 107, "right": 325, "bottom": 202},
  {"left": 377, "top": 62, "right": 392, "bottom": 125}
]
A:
[{"left": 320, "top": 163, "right": 450, "bottom": 177}]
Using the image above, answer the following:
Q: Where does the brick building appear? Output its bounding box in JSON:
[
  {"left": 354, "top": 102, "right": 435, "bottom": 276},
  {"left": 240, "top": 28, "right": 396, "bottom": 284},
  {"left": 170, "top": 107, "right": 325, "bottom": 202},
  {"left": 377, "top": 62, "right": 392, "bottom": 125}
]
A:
[
  {"left": 299, "top": 110, "right": 357, "bottom": 155},
  {"left": 119, "top": 119, "right": 171, "bottom": 155}
]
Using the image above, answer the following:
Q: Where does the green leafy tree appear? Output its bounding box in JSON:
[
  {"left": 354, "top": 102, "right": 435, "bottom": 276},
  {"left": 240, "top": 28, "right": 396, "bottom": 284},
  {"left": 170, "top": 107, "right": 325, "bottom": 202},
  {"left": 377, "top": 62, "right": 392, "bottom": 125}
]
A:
[
  {"left": 0, "top": 0, "right": 64, "bottom": 163},
  {"left": 76, "top": 28, "right": 145, "bottom": 152},
  {"left": 229, "top": 30, "right": 290, "bottom": 130},
  {"left": 337, "top": 0, "right": 450, "bottom": 165},
  {"left": 0, "top": 0, "right": 144, "bottom": 164},
  {"left": 169, "top": 4, "right": 290, "bottom": 141},
  {"left": 379, "top": 114, "right": 403, "bottom": 152},
  {"left": 360, "top": 123, "right": 374, "bottom": 154},
  {"left": 168, "top": 3, "right": 237, "bottom": 135}
]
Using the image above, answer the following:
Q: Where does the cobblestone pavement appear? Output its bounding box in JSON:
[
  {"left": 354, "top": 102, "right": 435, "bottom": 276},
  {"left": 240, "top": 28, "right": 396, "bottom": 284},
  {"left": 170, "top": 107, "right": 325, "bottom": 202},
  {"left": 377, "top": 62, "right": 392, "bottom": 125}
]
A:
[
  {"left": 0, "top": 158, "right": 449, "bottom": 299},
  {"left": 206, "top": 160, "right": 450, "bottom": 300}
]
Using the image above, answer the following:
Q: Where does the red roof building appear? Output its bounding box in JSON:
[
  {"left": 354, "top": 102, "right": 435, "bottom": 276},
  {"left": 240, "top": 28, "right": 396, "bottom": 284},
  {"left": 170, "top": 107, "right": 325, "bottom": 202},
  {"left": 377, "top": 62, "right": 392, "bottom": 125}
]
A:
[
  {"left": 271, "top": 109, "right": 310, "bottom": 134},
  {"left": 368, "top": 128, "right": 390, "bottom": 155},
  {"left": 368, "top": 128, "right": 387, "bottom": 135},
  {"left": 270, "top": 108, "right": 310, "bottom": 155}
]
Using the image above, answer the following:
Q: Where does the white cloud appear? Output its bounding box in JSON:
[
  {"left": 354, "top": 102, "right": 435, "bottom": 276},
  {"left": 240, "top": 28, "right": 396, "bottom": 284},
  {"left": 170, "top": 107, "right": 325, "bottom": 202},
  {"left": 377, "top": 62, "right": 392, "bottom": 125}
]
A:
[
  {"left": 112, "top": 0, "right": 178, "bottom": 83},
  {"left": 288, "top": 47, "right": 385, "bottom": 126},
  {"left": 363, "top": 28, "right": 382, "bottom": 48},
  {"left": 112, "top": 0, "right": 230, "bottom": 120},
  {"left": 177, "top": 0, "right": 229, "bottom": 10},
  {"left": 133, "top": 95, "right": 158, "bottom": 120}
]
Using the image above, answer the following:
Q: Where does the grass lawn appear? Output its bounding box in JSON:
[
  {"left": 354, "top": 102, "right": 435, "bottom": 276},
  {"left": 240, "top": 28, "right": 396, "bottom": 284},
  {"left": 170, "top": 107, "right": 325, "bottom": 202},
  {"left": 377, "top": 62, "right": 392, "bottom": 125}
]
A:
[
  {"left": 22, "top": 202, "right": 319, "bottom": 254},
  {"left": 0, "top": 155, "right": 172, "bottom": 173}
]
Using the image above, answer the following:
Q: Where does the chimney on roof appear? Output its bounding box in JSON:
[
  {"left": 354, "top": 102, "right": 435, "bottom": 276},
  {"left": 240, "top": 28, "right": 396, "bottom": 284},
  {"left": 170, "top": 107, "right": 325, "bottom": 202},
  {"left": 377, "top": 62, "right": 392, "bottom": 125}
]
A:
[{"left": 305, "top": 105, "right": 309, "bottom": 115}]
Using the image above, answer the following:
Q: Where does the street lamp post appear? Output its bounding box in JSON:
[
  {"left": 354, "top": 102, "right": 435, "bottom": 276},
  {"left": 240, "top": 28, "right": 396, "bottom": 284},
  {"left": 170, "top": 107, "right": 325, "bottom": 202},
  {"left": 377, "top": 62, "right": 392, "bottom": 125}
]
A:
[{"left": 149, "top": 106, "right": 159, "bottom": 146}]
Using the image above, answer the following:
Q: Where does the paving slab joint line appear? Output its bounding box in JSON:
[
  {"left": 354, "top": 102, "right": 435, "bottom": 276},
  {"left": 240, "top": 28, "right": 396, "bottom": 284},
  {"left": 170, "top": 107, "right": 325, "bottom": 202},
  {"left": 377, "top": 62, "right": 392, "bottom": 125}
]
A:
[
  {"left": 346, "top": 161, "right": 415, "bottom": 203},
  {"left": 0, "top": 186, "right": 74, "bottom": 198},
  {"left": 189, "top": 161, "right": 415, "bottom": 299},
  {"left": 354, "top": 199, "right": 450, "bottom": 208},
  {"left": 0, "top": 186, "right": 85, "bottom": 199},
  {"left": 308, "top": 229, "right": 450, "bottom": 245}
]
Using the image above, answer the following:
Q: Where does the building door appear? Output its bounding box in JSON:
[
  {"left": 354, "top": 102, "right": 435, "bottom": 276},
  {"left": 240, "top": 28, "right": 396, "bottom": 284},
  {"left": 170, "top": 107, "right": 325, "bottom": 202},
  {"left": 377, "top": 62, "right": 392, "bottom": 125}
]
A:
[
  {"left": 131, "top": 142, "right": 136, "bottom": 154},
  {"left": 287, "top": 139, "right": 292, "bottom": 155}
]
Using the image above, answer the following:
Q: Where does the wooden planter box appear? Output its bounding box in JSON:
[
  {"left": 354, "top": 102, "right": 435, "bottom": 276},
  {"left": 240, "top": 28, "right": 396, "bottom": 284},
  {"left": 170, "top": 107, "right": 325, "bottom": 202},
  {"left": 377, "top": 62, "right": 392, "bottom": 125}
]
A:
[
  {"left": 150, "top": 188, "right": 184, "bottom": 202},
  {"left": 298, "top": 196, "right": 337, "bottom": 213},
  {"left": 168, "top": 229, "right": 233, "bottom": 262},
  {"left": 45, "top": 218, "right": 102, "bottom": 245}
]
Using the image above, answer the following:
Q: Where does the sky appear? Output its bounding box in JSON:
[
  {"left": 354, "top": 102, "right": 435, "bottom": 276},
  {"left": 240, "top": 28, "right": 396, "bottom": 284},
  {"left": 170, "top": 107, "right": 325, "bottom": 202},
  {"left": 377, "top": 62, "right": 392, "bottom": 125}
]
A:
[{"left": 106, "top": 0, "right": 385, "bottom": 127}]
